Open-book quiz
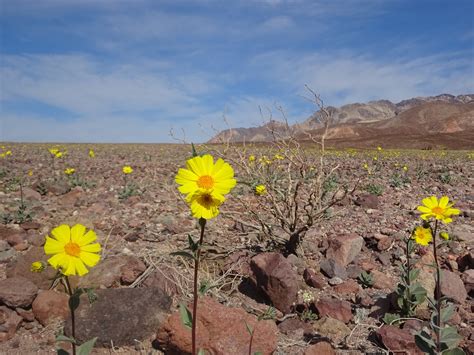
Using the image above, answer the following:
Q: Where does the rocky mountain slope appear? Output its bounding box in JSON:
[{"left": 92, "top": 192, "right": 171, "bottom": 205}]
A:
[{"left": 208, "top": 94, "right": 474, "bottom": 149}]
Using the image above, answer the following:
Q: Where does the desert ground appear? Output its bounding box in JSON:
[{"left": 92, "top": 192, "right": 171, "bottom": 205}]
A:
[{"left": 0, "top": 143, "right": 472, "bottom": 354}]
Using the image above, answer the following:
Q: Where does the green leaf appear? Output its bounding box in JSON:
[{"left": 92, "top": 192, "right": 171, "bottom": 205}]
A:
[
  {"left": 191, "top": 143, "right": 198, "bottom": 157},
  {"left": 77, "top": 337, "right": 98, "bottom": 355},
  {"left": 442, "top": 348, "right": 466, "bottom": 355},
  {"left": 254, "top": 352, "right": 263, "bottom": 355},
  {"left": 56, "top": 335, "right": 76, "bottom": 344},
  {"left": 440, "top": 326, "right": 462, "bottom": 349},
  {"left": 440, "top": 304, "right": 455, "bottom": 323},
  {"left": 197, "top": 349, "right": 206, "bottom": 355},
  {"left": 409, "top": 268, "right": 420, "bottom": 281},
  {"left": 382, "top": 313, "right": 400, "bottom": 325},
  {"left": 85, "top": 288, "right": 98, "bottom": 304},
  {"left": 415, "top": 330, "right": 436, "bottom": 355},
  {"left": 69, "top": 294, "right": 81, "bottom": 312},
  {"left": 179, "top": 303, "right": 193, "bottom": 329},
  {"left": 170, "top": 251, "right": 195, "bottom": 260},
  {"left": 245, "top": 321, "right": 253, "bottom": 335}
]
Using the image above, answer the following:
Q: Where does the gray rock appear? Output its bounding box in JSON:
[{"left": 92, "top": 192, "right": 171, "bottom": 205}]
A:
[
  {"left": 319, "top": 258, "right": 347, "bottom": 279},
  {"left": 440, "top": 270, "right": 468, "bottom": 303},
  {"left": 66, "top": 287, "right": 171, "bottom": 347}
]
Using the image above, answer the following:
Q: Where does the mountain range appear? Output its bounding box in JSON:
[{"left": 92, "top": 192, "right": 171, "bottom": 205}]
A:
[{"left": 208, "top": 94, "right": 474, "bottom": 149}]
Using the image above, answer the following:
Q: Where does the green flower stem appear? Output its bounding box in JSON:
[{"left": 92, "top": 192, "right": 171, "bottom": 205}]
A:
[
  {"left": 192, "top": 218, "right": 206, "bottom": 355},
  {"left": 64, "top": 276, "right": 77, "bottom": 355},
  {"left": 405, "top": 237, "right": 411, "bottom": 312},
  {"left": 431, "top": 219, "right": 441, "bottom": 353}
]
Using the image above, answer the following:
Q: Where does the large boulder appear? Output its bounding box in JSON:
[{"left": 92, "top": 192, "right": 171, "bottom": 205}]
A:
[
  {"left": 326, "top": 234, "right": 364, "bottom": 266},
  {"left": 0, "top": 277, "right": 38, "bottom": 308},
  {"left": 250, "top": 252, "right": 299, "bottom": 314},
  {"left": 156, "top": 297, "right": 278, "bottom": 355}
]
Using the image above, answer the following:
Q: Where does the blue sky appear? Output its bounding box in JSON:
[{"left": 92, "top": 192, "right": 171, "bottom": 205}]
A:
[{"left": 1, "top": 0, "right": 473, "bottom": 143}]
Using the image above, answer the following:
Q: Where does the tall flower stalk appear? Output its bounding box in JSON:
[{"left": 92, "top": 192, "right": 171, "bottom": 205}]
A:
[{"left": 175, "top": 152, "right": 236, "bottom": 355}]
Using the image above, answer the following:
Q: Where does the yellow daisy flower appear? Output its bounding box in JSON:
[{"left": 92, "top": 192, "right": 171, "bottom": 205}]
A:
[
  {"left": 44, "top": 224, "right": 101, "bottom": 276},
  {"left": 417, "top": 196, "right": 460, "bottom": 224},
  {"left": 175, "top": 154, "right": 236, "bottom": 196},
  {"left": 89, "top": 149, "right": 95, "bottom": 158},
  {"left": 440, "top": 232, "right": 450, "bottom": 240},
  {"left": 185, "top": 189, "right": 225, "bottom": 220},
  {"left": 255, "top": 184, "right": 266, "bottom": 196},
  {"left": 55, "top": 152, "right": 63, "bottom": 158},
  {"left": 49, "top": 148, "right": 59, "bottom": 155},
  {"left": 64, "top": 168, "right": 75, "bottom": 175},
  {"left": 122, "top": 166, "right": 133, "bottom": 174},
  {"left": 412, "top": 226, "right": 433, "bottom": 246},
  {"left": 30, "top": 261, "right": 45, "bottom": 273},
  {"left": 248, "top": 155, "right": 256, "bottom": 162}
]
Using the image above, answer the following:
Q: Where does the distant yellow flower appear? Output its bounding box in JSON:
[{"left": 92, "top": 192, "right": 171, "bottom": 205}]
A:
[
  {"left": 175, "top": 154, "right": 236, "bottom": 196},
  {"left": 44, "top": 224, "right": 101, "bottom": 276},
  {"left": 28, "top": 170, "right": 33, "bottom": 176},
  {"left": 440, "top": 232, "right": 450, "bottom": 240},
  {"left": 0, "top": 153, "right": 5, "bottom": 158},
  {"left": 373, "top": 156, "right": 378, "bottom": 161},
  {"left": 248, "top": 155, "right": 256, "bottom": 162},
  {"left": 255, "top": 184, "right": 266, "bottom": 196},
  {"left": 55, "top": 152, "right": 63, "bottom": 158},
  {"left": 122, "top": 166, "right": 133, "bottom": 174},
  {"left": 185, "top": 189, "right": 225, "bottom": 220},
  {"left": 417, "top": 196, "right": 460, "bottom": 224},
  {"left": 412, "top": 226, "right": 433, "bottom": 246},
  {"left": 5, "top": 150, "right": 12, "bottom": 156},
  {"left": 64, "top": 168, "right": 75, "bottom": 175},
  {"left": 49, "top": 148, "right": 59, "bottom": 155},
  {"left": 403, "top": 166, "right": 408, "bottom": 171},
  {"left": 274, "top": 154, "right": 284, "bottom": 160},
  {"left": 30, "top": 261, "right": 45, "bottom": 273},
  {"left": 363, "top": 163, "right": 369, "bottom": 170},
  {"left": 89, "top": 149, "right": 95, "bottom": 158},
  {"left": 377, "top": 146, "right": 382, "bottom": 151}
]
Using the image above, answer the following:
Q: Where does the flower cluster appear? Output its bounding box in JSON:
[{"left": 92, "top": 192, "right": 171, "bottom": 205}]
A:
[{"left": 175, "top": 154, "right": 236, "bottom": 220}]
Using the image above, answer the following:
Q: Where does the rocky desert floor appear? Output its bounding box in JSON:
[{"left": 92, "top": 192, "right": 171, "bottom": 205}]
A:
[{"left": 0, "top": 143, "right": 472, "bottom": 355}]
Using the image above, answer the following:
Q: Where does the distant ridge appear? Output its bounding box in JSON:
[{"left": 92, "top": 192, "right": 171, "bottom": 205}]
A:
[{"left": 208, "top": 94, "right": 474, "bottom": 149}]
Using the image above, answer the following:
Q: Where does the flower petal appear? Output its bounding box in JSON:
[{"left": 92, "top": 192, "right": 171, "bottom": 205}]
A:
[
  {"left": 44, "top": 236, "right": 65, "bottom": 255},
  {"left": 71, "top": 224, "right": 86, "bottom": 244},
  {"left": 78, "top": 230, "right": 97, "bottom": 247},
  {"left": 80, "top": 243, "right": 101, "bottom": 253},
  {"left": 439, "top": 196, "right": 449, "bottom": 208},
  {"left": 175, "top": 168, "right": 198, "bottom": 185},
  {"left": 47, "top": 253, "right": 68, "bottom": 269},
  {"left": 80, "top": 251, "right": 101, "bottom": 267},
  {"left": 51, "top": 224, "right": 71, "bottom": 243},
  {"left": 417, "top": 206, "right": 432, "bottom": 214}
]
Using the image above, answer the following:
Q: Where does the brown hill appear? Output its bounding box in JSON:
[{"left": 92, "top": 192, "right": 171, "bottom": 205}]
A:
[{"left": 208, "top": 94, "right": 474, "bottom": 149}]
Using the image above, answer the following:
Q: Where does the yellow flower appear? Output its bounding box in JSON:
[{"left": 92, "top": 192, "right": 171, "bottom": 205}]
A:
[
  {"left": 89, "top": 149, "right": 95, "bottom": 158},
  {"left": 274, "top": 154, "right": 284, "bottom": 160},
  {"left": 175, "top": 154, "right": 236, "bottom": 196},
  {"left": 0, "top": 153, "right": 5, "bottom": 158},
  {"left": 185, "top": 189, "right": 225, "bottom": 220},
  {"left": 64, "top": 168, "right": 75, "bottom": 175},
  {"left": 412, "top": 226, "right": 433, "bottom": 246},
  {"left": 49, "top": 148, "right": 59, "bottom": 155},
  {"left": 122, "top": 166, "right": 133, "bottom": 174},
  {"left": 373, "top": 156, "right": 378, "bottom": 161},
  {"left": 248, "top": 155, "right": 256, "bottom": 162},
  {"left": 403, "top": 166, "right": 408, "bottom": 171},
  {"left": 377, "top": 146, "right": 382, "bottom": 151},
  {"left": 55, "top": 152, "right": 63, "bottom": 158},
  {"left": 417, "top": 196, "right": 460, "bottom": 224},
  {"left": 30, "top": 261, "right": 45, "bottom": 273},
  {"left": 363, "top": 163, "right": 369, "bottom": 170},
  {"left": 255, "top": 184, "right": 266, "bottom": 196},
  {"left": 44, "top": 224, "right": 101, "bottom": 276},
  {"left": 440, "top": 232, "right": 450, "bottom": 240},
  {"left": 28, "top": 170, "right": 33, "bottom": 176},
  {"left": 5, "top": 150, "right": 11, "bottom": 156}
]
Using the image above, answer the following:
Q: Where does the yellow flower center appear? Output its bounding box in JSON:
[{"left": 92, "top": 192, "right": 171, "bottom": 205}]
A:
[
  {"left": 432, "top": 206, "right": 444, "bottom": 215},
  {"left": 64, "top": 242, "right": 81, "bottom": 257},
  {"left": 197, "top": 175, "right": 214, "bottom": 189}
]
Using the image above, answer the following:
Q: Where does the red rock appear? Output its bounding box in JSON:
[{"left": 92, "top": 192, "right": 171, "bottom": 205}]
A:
[
  {"left": 304, "top": 268, "right": 326, "bottom": 289},
  {"left": 0, "top": 277, "right": 38, "bottom": 308},
  {"left": 15, "top": 307, "right": 35, "bottom": 322},
  {"left": 120, "top": 256, "right": 146, "bottom": 285},
  {"left": 58, "top": 186, "right": 83, "bottom": 206},
  {"left": 440, "top": 270, "right": 467, "bottom": 303},
  {"left": 20, "top": 221, "right": 41, "bottom": 230},
  {"left": 371, "top": 270, "right": 396, "bottom": 290},
  {"left": 32, "top": 290, "right": 69, "bottom": 326},
  {"left": 326, "top": 234, "right": 364, "bottom": 266},
  {"left": 377, "top": 325, "right": 424, "bottom": 354},
  {"left": 278, "top": 317, "right": 312, "bottom": 336},
  {"left": 143, "top": 265, "right": 180, "bottom": 297},
  {"left": 6, "top": 232, "right": 26, "bottom": 247},
  {"left": 0, "top": 306, "right": 22, "bottom": 342},
  {"left": 156, "top": 297, "right": 277, "bottom": 355},
  {"left": 315, "top": 298, "right": 352, "bottom": 323},
  {"left": 20, "top": 187, "right": 41, "bottom": 201},
  {"left": 462, "top": 269, "right": 474, "bottom": 294},
  {"left": 355, "top": 194, "right": 380, "bottom": 209},
  {"left": 304, "top": 341, "right": 336, "bottom": 355},
  {"left": 250, "top": 252, "right": 299, "bottom": 314},
  {"left": 333, "top": 279, "right": 361, "bottom": 294}
]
